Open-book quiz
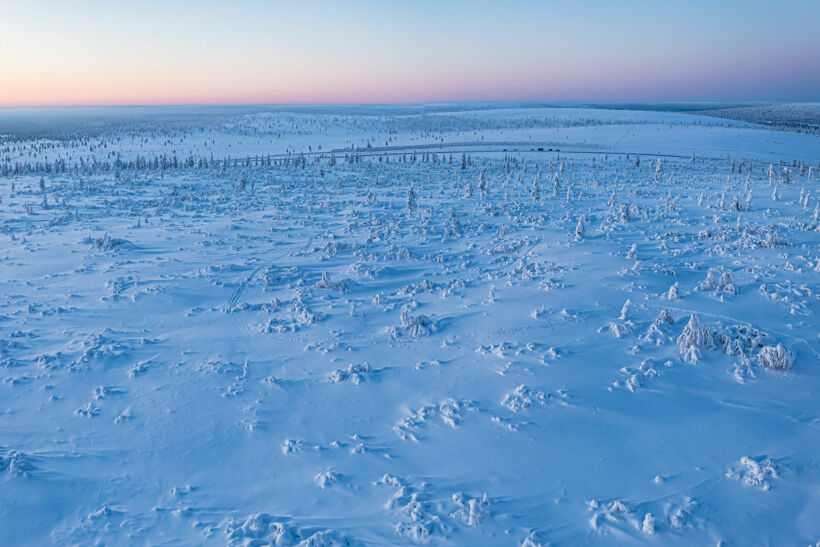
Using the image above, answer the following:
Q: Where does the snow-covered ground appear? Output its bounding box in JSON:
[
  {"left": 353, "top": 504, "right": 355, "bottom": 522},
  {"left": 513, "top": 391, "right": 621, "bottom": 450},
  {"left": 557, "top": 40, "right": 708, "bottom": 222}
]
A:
[{"left": 1, "top": 105, "right": 819, "bottom": 545}]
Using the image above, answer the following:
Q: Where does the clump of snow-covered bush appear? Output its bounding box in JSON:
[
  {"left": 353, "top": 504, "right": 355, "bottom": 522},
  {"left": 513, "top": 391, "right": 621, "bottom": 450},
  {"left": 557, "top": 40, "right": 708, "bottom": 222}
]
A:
[
  {"left": 398, "top": 307, "right": 433, "bottom": 337},
  {"left": 698, "top": 267, "right": 737, "bottom": 295},
  {"left": 755, "top": 344, "right": 793, "bottom": 371}
]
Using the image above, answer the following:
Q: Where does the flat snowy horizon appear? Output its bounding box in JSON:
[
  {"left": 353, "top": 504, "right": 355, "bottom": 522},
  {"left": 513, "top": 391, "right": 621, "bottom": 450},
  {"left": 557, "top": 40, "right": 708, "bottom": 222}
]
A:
[{"left": 1, "top": 104, "right": 819, "bottom": 545}]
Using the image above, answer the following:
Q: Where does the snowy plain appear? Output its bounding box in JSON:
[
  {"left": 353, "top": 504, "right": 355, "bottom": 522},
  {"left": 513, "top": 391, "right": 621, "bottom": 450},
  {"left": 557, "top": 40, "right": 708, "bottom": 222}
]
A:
[{"left": 1, "top": 104, "right": 819, "bottom": 545}]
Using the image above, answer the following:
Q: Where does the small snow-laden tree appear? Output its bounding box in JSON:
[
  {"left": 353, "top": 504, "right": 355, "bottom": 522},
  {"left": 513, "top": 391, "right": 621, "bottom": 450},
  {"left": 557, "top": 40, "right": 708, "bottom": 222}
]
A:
[
  {"left": 635, "top": 155, "right": 641, "bottom": 168},
  {"left": 699, "top": 267, "right": 737, "bottom": 295},
  {"left": 531, "top": 177, "right": 540, "bottom": 202},
  {"left": 677, "top": 314, "right": 715, "bottom": 363},
  {"left": 756, "top": 344, "right": 792, "bottom": 371},
  {"left": 642, "top": 513, "right": 655, "bottom": 535},
  {"left": 406, "top": 185, "right": 417, "bottom": 213},
  {"left": 619, "top": 299, "right": 632, "bottom": 321},
  {"left": 768, "top": 164, "right": 776, "bottom": 185},
  {"left": 464, "top": 180, "right": 473, "bottom": 198},
  {"left": 575, "top": 217, "right": 584, "bottom": 240},
  {"left": 781, "top": 167, "right": 790, "bottom": 185},
  {"left": 477, "top": 171, "right": 487, "bottom": 199},
  {"left": 654, "top": 158, "right": 662, "bottom": 182},
  {"left": 237, "top": 172, "right": 246, "bottom": 191},
  {"left": 446, "top": 208, "right": 460, "bottom": 237},
  {"left": 730, "top": 195, "right": 745, "bottom": 212},
  {"left": 619, "top": 203, "right": 630, "bottom": 223},
  {"left": 553, "top": 172, "right": 560, "bottom": 198},
  {"left": 460, "top": 153, "right": 467, "bottom": 170},
  {"left": 664, "top": 282, "right": 680, "bottom": 300},
  {"left": 627, "top": 243, "right": 637, "bottom": 260}
]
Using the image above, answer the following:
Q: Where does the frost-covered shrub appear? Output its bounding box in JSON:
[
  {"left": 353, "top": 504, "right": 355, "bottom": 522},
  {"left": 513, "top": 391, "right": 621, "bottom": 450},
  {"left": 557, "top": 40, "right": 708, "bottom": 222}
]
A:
[
  {"left": 400, "top": 308, "right": 433, "bottom": 337},
  {"left": 756, "top": 344, "right": 792, "bottom": 371},
  {"left": 84, "top": 233, "right": 130, "bottom": 250},
  {"left": 450, "top": 492, "right": 489, "bottom": 526},
  {"left": 676, "top": 315, "right": 714, "bottom": 363},
  {"left": 727, "top": 456, "right": 778, "bottom": 490},
  {"left": 618, "top": 299, "right": 632, "bottom": 321},
  {"left": 574, "top": 218, "right": 584, "bottom": 240},
  {"left": 656, "top": 309, "right": 674, "bottom": 324},
  {"left": 698, "top": 267, "right": 737, "bottom": 295},
  {"left": 314, "top": 272, "right": 350, "bottom": 292},
  {"left": 501, "top": 385, "right": 548, "bottom": 412},
  {"left": 330, "top": 362, "right": 370, "bottom": 384},
  {"left": 0, "top": 450, "right": 34, "bottom": 477}
]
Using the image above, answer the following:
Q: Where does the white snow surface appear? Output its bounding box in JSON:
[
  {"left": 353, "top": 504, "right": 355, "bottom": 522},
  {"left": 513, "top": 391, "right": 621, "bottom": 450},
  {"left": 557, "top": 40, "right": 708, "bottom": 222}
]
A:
[{"left": 1, "top": 104, "right": 819, "bottom": 545}]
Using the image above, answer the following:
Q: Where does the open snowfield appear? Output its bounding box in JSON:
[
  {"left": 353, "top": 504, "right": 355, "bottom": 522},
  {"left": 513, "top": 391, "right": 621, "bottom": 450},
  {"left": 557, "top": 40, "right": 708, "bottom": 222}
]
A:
[{"left": 1, "top": 104, "right": 819, "bottom": 545}]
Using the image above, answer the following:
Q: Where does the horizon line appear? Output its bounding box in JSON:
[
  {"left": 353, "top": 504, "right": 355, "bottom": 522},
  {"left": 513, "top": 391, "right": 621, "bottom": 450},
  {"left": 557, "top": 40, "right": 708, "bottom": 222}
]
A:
[{"left": 0, "top": 99, "right": 814, "bottom": 110}]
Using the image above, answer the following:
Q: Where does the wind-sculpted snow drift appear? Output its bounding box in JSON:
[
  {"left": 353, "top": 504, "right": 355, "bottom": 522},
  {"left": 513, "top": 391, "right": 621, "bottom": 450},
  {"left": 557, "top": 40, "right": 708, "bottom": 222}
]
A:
[{"left": 1, "top": 105, "right": 819, "bottom": 545}]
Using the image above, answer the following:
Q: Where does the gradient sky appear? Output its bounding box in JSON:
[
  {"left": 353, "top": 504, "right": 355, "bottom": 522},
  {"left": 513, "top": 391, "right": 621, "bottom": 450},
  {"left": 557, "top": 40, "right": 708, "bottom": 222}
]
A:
[{"left": 1, "top": 0, "right": 819, "bottom": 106}]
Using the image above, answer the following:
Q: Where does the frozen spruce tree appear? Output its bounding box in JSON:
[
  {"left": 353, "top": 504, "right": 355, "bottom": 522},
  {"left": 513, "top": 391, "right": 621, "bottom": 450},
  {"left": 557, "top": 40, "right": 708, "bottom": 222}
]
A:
[
  {"left": 531, "top": 178, "right": 540, "bottom": 202},
  {"left": 464, "top": 180, "right": 473, "bottom": 198},
  {"left": 654, "top": 157, "right": 662, "bottom": 182},
  {"left": 406, "top": 185, "right": 417, "bottom": 213},
  {"left": 477, "top": 171, "right": 487, "bottom": 199},
  {"left": 575, "top": 217, "right": 584, "bottom": 240},
  {"left": 780, "top": 167, "right": 790, "bottom": 185},
  {"left": 677, "top": 315, "right": 715, "bottom": 364}
]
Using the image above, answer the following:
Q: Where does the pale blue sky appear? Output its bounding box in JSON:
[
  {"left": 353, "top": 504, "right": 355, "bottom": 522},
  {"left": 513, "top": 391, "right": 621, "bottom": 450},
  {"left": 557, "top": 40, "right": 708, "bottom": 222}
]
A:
[{"left": 1, "top": 0, "right": 818, "bottom": 105}]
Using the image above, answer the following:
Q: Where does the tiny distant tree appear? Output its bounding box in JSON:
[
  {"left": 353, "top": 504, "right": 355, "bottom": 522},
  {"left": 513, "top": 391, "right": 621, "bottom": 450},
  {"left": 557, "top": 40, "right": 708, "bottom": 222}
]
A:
[
  {"left": 575, "top": 217, "right": 584, "bottom": 240},
  {"left": 780, "top": 167, "right": 790, "bottom": 185},
  {"left": 654, "top": 158, "right": 662, "bottom": 182},
  {"left": 406, "top": 185, "right": 417, "bottom": 213},
  {"left": 531, "top": 177, "right": 540, "bottom": 202}
]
